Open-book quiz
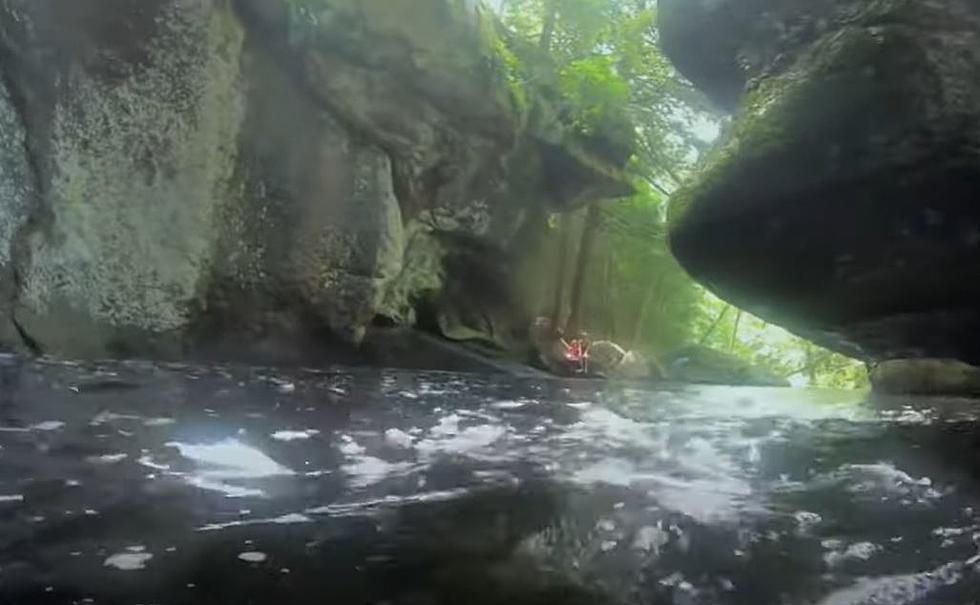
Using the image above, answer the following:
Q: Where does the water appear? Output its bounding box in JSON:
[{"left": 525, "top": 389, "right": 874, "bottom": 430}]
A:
[{"left": 0, "top": 356, "right": 979, "bottom": 604}]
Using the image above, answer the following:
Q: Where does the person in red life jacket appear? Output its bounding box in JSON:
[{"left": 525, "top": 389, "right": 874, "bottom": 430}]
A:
[{"left": 562, "top": 333, "right": 590, "bottom": 374}]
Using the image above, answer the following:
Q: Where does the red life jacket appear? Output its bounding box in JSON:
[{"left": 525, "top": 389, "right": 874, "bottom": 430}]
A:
[{"left": 564, "top": 340, "right": 586, "bottom": 362}]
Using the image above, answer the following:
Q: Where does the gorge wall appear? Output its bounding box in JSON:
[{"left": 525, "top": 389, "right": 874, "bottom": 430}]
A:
[
  {"left": 661, "top": 0, "right": 980, "bottom": 365},
  {"left": 0, "top": 0, "right": 629, "bottom": 360}
]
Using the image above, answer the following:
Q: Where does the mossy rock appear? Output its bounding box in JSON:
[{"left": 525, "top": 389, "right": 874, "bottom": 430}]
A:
[
  {"left": 662, "top": 0, "right": 980, "bottom": 364},
  {"left": 870, "top": 359, "right": 980, "bottom": 396}
]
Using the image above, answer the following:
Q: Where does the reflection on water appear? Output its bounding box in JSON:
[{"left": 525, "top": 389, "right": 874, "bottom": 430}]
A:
[{"left": 0, "top": 358, "right": 979, "bottom": 603}]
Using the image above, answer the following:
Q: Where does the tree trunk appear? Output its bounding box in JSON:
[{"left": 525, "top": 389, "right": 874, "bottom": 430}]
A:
[
  {"left": 697, "top": 305, "right": 730, "bottom": 346},
  {"left": 566, "top": 205, "right": 601, "bottom": 335},
  {"left": 539, "top": 0, "right": 558, "bottom": 51},
  {"left": 729, "top": 309, "right": 743, "bottom": 352},
  {"left": 631, "top": 273, "right": 662, "bottom": 349},
  {"left": 805, "top": 343, "right": 818, "bottom": 384},
  {"left": 549, "top": 213, "right": 571, "bottom": 329},
  {"left": 602, "top": 248, "right": 615, "bottom": 340}
]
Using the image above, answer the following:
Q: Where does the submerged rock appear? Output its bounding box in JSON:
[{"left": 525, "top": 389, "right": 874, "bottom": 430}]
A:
[
  {"left": 587, "top": 341, "right": 666, "bottom": 381},
  {"left": 661, "top": 0, "right": 980, "bottom": 364},
  {"left": 0, "top": 0, "right": 631, "bottom": 360}
]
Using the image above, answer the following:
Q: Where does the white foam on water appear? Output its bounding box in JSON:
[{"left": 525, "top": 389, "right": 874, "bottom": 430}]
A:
[
  {"left": 824, "top": 541, "right": 882, "bottom": 567},
  {"left": 104, "top": 552, "right": 153, "bottom": 571},
  {"left": 633, "top": 525, "right": 670, "bottom": 553},
  {"left": 342, "top": 456, "right": 413, "bottom": 489},
  {"left": 305, "top": 489, "right": 470, "bottom": 517},
  {"left": 573, "top": 458, "right": 635, "bottom": 488},
  {"left": 31, "top": 421, "right": 65, "bottom": 431},
  {"left": 198, "top": 513, "right": 312, "bottom": 532},
  {"left": 270, "top": 430, "right": 319, "bottom": 442},
  {"left": 795, "top": 511, "right": 823, "bottom": 532},
  {"left": 816, "top": 561, "right": 965, "bottom": 605},
  {"left": 165, "top": 438, "right": 294, "bottom": 498},
  {"left": 167, "top": 439, "right": 293, "bottom": 478},
  {"left": 384, "top": 428, "right": 414, "bottom": 449},
  {"left": 143, "top": 417, "right": 176, "bottom": 427},
  {"left": 338, "top": 436, "right": 366, "bottom": 455},
  {"left": 86, "top": 453, "right": 128, "bottom": 465},
  {"left": 416, "top": 424, "right": 506, "bottom": 456},
  {"left": 238, "top": 551, "right": 267, "bottom": 563},
  {"left": 137, "top": 455, "right": 171, "bottom": 471},
  {"left": 90, "top": 412, "right": 142, "bottom": 426},
  {"left": 430, "top": 414, "right": 461, "bottom": 437},
  {"left": 491, "top": 400, "right": 527, "bottom": 410}
]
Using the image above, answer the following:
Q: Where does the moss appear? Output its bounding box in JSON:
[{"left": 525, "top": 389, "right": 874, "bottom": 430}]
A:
[
  {"left": 482, "top": 22, "right": 531, "bottom": 121},
  {"left": 668, "top": 25, "right": 888, "bottom": 230},
  {"left": 667, "top": 55, "right": 816, "bottom": 226}
]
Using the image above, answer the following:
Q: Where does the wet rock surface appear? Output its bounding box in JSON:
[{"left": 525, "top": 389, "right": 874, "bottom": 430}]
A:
[
  {"left": 1, "top": 357, "right": 980, "bottom": 603},
  {"left": 0, "top": 0, "right": 630, "bottom": 359},
  {"left": 661, "top": 0, "right": 980, "bottom": 364},
  {"left": 870, "top": 358, "right": 980, "bottom": 396}
]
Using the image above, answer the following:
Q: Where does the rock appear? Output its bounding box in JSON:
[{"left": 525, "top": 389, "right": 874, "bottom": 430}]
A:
[
  {"left": 3, "top": 0, "right": 246, "bottom": 357},
  {"left": 376, "top": 229, "right": 446, "bottom": 328},
  {"left": 528, "top": 317, "right": 572, "bottom": 376},
  {"left": 525, "top": 326, "right": 666, "bottom": 380},
  {"left": 870, "top": 359, "right": 980, "bottom": 396},
  {"left": 429, "top": 234, "right": 531, "bottom": 353},
  {"left": 0, "top": 0, "right": 632, "bottom": 359},
  {"left": 662, "top": 0, "right": 980, "bottom": 364},
  {"left": 588, "top": 340, "right": 629, "bottom": 376},
  {"left": 0, "top": 67, "right": 36, "bottom": 350},
  {"left": 621, "top": 351, "right": 668, "bottom": 381},
  {"left": 664, "top": 345, "right": 790, "bottom": 387},
  {"left": 586, "top": 341, "right": 663, "bottom": 380}
]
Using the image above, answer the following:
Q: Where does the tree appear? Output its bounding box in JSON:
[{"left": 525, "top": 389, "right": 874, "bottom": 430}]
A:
[
  {"left": 566, "top": 204, "right": 601, "bottom": 335},
  {"left": 549, "top": 213, "right": 572, "bottom": 329}
]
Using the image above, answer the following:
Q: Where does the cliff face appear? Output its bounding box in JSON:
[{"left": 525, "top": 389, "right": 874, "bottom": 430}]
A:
[
  {"left": 0, "top": 0, "right": 629, "bottom": 359},
  {"left": 661, "top": 0, "right": 980, "bottom": 363}
]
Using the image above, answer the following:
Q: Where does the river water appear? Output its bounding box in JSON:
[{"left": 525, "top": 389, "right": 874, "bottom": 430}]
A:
[{"left": 1, "top": 356, "right": 979, "bottom": 604}]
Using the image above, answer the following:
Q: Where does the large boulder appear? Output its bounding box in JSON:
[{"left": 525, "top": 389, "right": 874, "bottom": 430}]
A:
[
  {"left": 870, "top": 358, "right": 980, "bottom": 396},
  {"left": 0, "top": 0, "right": 631, "bottom": 359},
  {"left": 662, "top": 0, "right": 980, "bottom": 363},
  {"left": 1, "top": 0, "right": 246, "bottom": 357}
]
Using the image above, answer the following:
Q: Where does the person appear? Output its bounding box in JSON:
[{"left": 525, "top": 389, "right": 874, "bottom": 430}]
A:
[
  {"left": 530, "top": 317, "right": 592, "bottom": 376},
  {"left": 562, "top": 333, "right": 590, "bottom": 375}
]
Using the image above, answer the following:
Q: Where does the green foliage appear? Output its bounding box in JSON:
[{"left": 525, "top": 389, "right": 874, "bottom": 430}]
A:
[
  {"left": 559, "top": 56, "right": 631, "bottom": 137},
  {"left": 500, "top": 0, "right": 713, "bottom": 181},
  {"left": 480, "top": 21, "right": 532, "bottom": 116},
  {"left": 691, "top": 292, "right": 869, "bottom": 389},
  {"left": 562, "top": 179, "right": 702, "bottom": 354}
]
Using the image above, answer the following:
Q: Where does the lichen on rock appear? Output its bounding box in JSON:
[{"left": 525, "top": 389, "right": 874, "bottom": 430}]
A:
[{"left": 9, "top": 0, "right": 246, "bottom": 356}]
